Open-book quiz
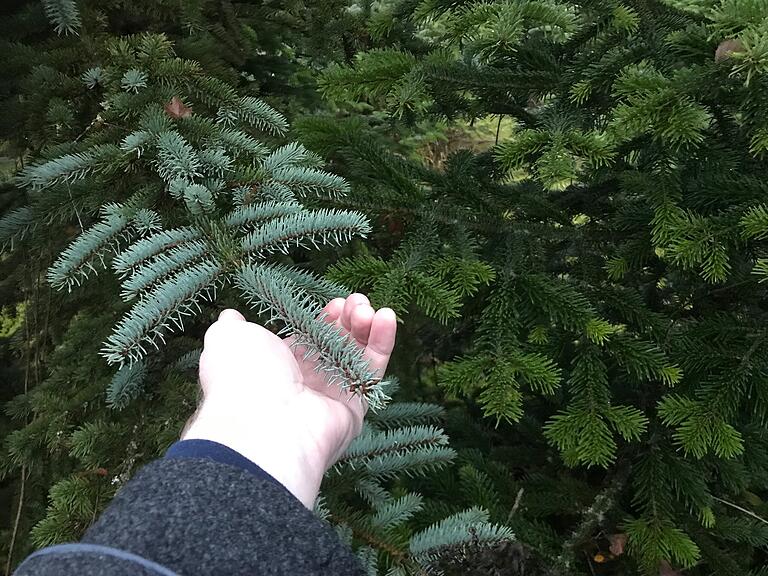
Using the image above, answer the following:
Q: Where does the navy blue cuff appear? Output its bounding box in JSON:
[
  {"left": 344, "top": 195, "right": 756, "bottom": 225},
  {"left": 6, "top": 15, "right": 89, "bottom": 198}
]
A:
[{"left": 165, "top": 440, "right": 284, "bottom": 491}]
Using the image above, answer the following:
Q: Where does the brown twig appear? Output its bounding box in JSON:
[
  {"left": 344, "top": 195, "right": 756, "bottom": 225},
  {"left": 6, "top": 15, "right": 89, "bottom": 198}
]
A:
[
  {"left": 507, "top": 487, "right": 524, "bottom": 521},
  {"left": 583, "top": 551, "right": 597, "bottom": 576},
  {"left": 713, "top": 496, "right": 768, "bottom": 525},
  {"left": 5, "top": 257, "right": 35, "bottom": 576},
  {"left": 33, "top": 261, "right": 41, "bottom": 386},
  {"left": 4, "top": 467, "right": 28, "bottom": 576},
  {"left": 328, "top": 511, "right": 407, "bottom": 562},
  {"left": 90, "top": 480, "right": 103, "bottom": 527},
  {"left": 41, "top": 244, "right": 52, "bottom": 359}
]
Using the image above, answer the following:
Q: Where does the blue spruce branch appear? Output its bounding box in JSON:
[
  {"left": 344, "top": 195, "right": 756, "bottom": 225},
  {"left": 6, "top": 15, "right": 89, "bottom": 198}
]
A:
[
  {"left": 235, "top": 264, "right": 389, "bottom": 410},
  {"left": 102, "top": 260, "right": 224, "bottom": 365},
  {"left": 354, "top": 478, "right": 391, "bottom": 508},
  {"left": 0, "top": 206, "right": 37, "bottom": 250},
  {"left": 241, "top": 209, "right": 370, "bottom": 256},
  {"left": 18, "top": 145, "right": 119, "bottom": 190},
  {"left": 112, "top": 227, "right": 202, "bottom": 276},
  {"left": 271, "top": 166, "right": 351, "bottom": 198},
  {"left": 42, "top": 0, "right": 81, "bottom": 35},
  {"left": 107, "top": 361, "right": 147, "bottom": 409},
  {"left": 120, "top": 130, "right": 153, "bottom": 155},
  {"left": 371, "top": 493, "right": 424, "bottom": 530},
  {"left": 258, "top": 181, "right": 297, "bottom": 203},
  {"left": 216, "top": 128, "right": 270, "bottom": 160},
  {"left": 217, "top": 96, "right": 288, "bottom": 135},
  {"left": 183, "top": 183, "right": 215, "bottom": 215},
  {"left": 224, "top": 202, "right": 303, "bottom": 230},
  {"left": 368, "top": 402, "right": 446, "bottom": 429},
  {"left": 409, "top": 507, "right": 515, "bottom": 564},
  {"left": 120, "top": 240, "right": 209, "bottom": 301},
  {"left": 155, "top": 131, "right": 202, "bottom": 183},
  {"left": 339, "top": 425, "right": 455, "bottom": 477},
  {"left": 131, "top": 209, "right": 162, "bottom": 235},
  {"left": 47, "top": 207, "right": 132, "bottom": 291},
  {"left": 197, "top": 147, "right": 233, "bottom": 178},
  {"left": 262, "top": 142, "right": 323, "bottom": 173},
  {"left": 173, "top": 349, "right": 202, "bottom": 372},
  {"left": 264, "top": 263, "right": 348, "bottom": 303}
]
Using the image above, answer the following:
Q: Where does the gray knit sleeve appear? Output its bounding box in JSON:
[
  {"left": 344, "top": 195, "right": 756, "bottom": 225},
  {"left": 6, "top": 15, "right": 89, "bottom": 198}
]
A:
[{"left": 15, "top": 458, "right": 364, "bottom": 576}]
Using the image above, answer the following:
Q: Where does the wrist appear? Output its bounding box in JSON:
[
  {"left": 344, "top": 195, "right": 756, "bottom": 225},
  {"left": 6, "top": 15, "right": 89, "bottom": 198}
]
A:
[{"left": 181, "top": 401, "right": 326, "bottom": 509}]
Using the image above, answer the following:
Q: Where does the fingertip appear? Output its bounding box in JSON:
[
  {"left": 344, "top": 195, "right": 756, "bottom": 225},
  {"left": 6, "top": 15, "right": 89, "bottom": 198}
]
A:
[
  {"left": 367, "top": 307, "right": 397, "bottom": 360},
  {"left": 217, "top": 308, "right": 246, "bottom": 322},
  {"left": 350, "top": 304, "right": 375, "bottom": 345},
  {"left": 326, "top": 297, "right": 346, "bottom": 310},
  {"left": 341, "top": 293, "right": 370, "bottom": 331},
  {"left": 321, "top": 298, "right": 346, "bottom": 323},
  {"left": 203, "top": 308, "right": 246, "bottom": 352},
  {"left": 372, "top": 307, "right": 397, "bottom": 333},
  {"left": 350, "top": 292, "right": 370, "bottom": 303},
  {"left": 376, "top": 307, "right": 397, "bottom": 323}
]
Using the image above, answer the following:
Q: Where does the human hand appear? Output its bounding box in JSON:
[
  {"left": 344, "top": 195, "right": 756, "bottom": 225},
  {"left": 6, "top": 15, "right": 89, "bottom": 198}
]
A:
[{"left": 181, "top": 294, "right": 397, "bottom": 508}]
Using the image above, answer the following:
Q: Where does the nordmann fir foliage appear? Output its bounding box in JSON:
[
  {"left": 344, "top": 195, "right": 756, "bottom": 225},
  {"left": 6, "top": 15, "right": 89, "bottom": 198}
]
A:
[
  {"left": 298, "top": 0, "right": 768, "bottom": 573},
  {"left": 0, "top": 16, "right": 516, "bottom": 575}
]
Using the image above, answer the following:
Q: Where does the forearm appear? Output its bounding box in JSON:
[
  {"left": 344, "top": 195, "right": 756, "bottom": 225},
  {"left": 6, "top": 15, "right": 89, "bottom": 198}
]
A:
[{"left": 180, "top": 400, "right": 326, "bottom": 509}]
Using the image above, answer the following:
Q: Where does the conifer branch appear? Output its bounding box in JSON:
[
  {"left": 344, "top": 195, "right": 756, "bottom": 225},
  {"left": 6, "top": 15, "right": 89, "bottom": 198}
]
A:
[
  {"left": 258, "top": 181, "right": 297, "bottom": 203},
  {"left": 120, "top": 240, "right": 208, "bottom": 301},
  {"left": 155, "top": 131, "right": 202, "bottom": 183},
  {"left": 241, "top": 209, "right": 370, "bottom": 256},
  {"left": 107, "top": 361, "right": 147, "bottom": 409},
  {"left": 173, "top": 349, "right": 201, "bottom": 372},
  {"left": 131, "top": 209, "right": 161, "bottom": 235},
  {"left": 342, "top": 425, "right": 449, "bottom": 461},
  {"left": 367, "top": 402, "right": 446, "bottom": 428},
  {"left": 409, "top": 507, "right": 515, "bottom": 563},
  {"left": 218, "top": 96, "right": 288, "bottom": 135},
  {"left": 120, "top": 130, "right": 153, "bottom": 155},
  {"left": 264, "top": 263, "right": 348, "bottom": 303},
  {"left": 112, "top": 227, "right": 202, "bottom": 276},
  {"left": 18, "top": 145, "right": 119, "bottom": 191},
  {"left": 102, "top": 260, "right": 224, "bottom": 365},
  {"left": 740, "top": 204, "right": 768, "bottom": 240},
  {"left": 224, "top": 202, "right": 303, "bottom": 230},
  {"left": 235, "top": 264, "right": 389, "bottom": 410},
  {"left": 338, "top": 425, "right": 455, "bottom": 477},
  {"left": 371, "top": 493, "right": 424, "bottom": 530},
  {"left": 354, "top": 478, "right": 390, "bottom": 508},
  {"left": 216, "top": 128, "right": 269, "bottom": 160},
  {"left": 0, "top": 206, "right": 36, "bottom": 250},
  {"left": 271, "top": 166, "right": 351, "bottom": 197},
  {"left": 183, "top": 183, "right": 215, "bottom": 215},
  {"left": 197, "top": 147, "right": 232, "bottom": 178},
  {"left": 42, "top": 0, "right": 81, "bottom": 35},
  {"left": 47, "top": 208, "right": 132, "bottom": 291},
  {"left": 262, "top": 142, "right": 322, "bottom": 173}
]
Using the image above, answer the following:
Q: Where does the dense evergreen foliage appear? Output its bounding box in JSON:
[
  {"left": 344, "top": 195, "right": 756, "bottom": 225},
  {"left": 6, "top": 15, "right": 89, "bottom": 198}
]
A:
[
  {"left": 0, "top": 2, "right": 514, "bottom": 574},
  {"left": 302, "top": 0, "right": 768, "bottom": 574},
  {"left": 3, "top": 0, "right": 768, "bottom": 575}
]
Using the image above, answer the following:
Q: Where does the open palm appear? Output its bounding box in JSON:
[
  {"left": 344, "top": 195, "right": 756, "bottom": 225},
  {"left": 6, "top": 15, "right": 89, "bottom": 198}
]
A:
[
  {"left": 184, "top": 294, "right": 396, "bottom": 508},
  {"left": 287, "top": 295, "right": 395, "bottom": 418}
]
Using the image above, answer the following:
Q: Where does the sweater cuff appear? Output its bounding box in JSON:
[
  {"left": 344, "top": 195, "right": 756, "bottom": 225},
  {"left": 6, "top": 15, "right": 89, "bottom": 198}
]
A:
[{"left": 165, "top": 439, "right": 284, "bottom": 490}]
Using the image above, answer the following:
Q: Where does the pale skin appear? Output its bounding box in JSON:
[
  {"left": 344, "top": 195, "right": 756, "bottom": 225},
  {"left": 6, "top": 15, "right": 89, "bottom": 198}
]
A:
[{"left": 181, "top": 293, "right": 398, "bottom": 509}]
